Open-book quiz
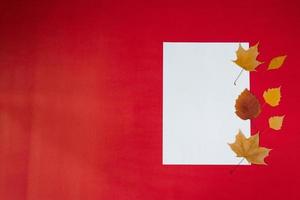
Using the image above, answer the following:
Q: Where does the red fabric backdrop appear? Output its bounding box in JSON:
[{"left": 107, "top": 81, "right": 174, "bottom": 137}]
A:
[{"left": 0, "top": 0, "right": 300, "bottom": 199}]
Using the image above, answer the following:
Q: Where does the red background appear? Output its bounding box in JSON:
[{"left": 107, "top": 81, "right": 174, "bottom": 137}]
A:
[{"left": 0, "top": 0, "right": 300, "bottom": 199}]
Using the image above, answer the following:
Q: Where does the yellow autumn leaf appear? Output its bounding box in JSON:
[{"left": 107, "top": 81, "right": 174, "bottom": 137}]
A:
[
  {"left": 268, "top": 55, "right": 287, "bottom": 70},
  {"left": 263, "top": 87, "right": 281, "bottom": 107},
  {"left": 269, "top": 115, "right": 285, "bottom": 130},
  {"left": 229, "top": 130, "right": 271, "bottom": 165},
  {"left": 233, "top": 43, "right": 263, "bottom": 71}
]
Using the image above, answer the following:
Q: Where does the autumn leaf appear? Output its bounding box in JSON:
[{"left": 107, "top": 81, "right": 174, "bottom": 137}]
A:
[
  {"left": 268, "top": 55, "right": 287, "bottom": 70},
  {"left": 233, "top": 43, "right": 263, "bottom": 71},
  {"left": 235, "top": 89, "right": 261, "bottom": 120},
  {"left": 229, "top": 130, "right": 271, "bottom": 165},
  {"left": 263, "top": 87, "right": 281, "bottom": 107},
  {"left": 269, "top": 115, "right": 285, "bottom": 130}
]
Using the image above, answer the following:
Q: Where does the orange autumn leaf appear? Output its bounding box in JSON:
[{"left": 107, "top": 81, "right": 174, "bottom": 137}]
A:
[
  {"left": 229, "top": 130, "right": 271, "bottom": 165},
  {"left": 233, "top": 43, "right": 263, "bottom": 71},
  {"left": 235, "top": 89, "right": 261, "bottom": 120}
]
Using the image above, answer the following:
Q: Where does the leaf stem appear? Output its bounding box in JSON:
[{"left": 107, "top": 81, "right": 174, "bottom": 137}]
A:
[
  {"left": 234, "top": 69, "right": 244, "bottom": 86},
  {"left": 230, "top": 158, "right": 245, "bottom": 174}
]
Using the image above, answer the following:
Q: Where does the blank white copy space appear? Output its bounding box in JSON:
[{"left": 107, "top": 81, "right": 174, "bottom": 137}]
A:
[{"left": 163, "top": 42, "right": 250, "bottom": 165}]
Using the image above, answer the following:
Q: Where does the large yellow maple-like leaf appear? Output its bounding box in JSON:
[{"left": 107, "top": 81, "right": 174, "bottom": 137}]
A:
[
  {"left": 233, "top": 43, "right": 263, "bottom": 71},
  {"left": 268, "top": 55, "right": 287, "bottom": 70},
  {"left": 269, "top": 115, "right": 285, "bottom": 130},
  {"left": 229, "top": 130, "right": 271, "bottom": 165},
  {"left": 263, "top": 87, "right": 281, "bottom": 107}
]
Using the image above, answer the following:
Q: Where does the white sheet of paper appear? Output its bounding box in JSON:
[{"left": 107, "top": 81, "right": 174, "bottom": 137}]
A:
[{"left": 163, "top": 42, "right": 250, "bottom": 165}]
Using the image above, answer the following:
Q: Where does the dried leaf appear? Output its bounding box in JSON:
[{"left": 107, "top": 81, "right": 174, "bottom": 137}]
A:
[
  {"left": 235, "top": 89, "right": 261, "bottom": 120},
  {"left": 229, "top": 130, "right": 271, "bottom": 165},
  {"left": 268, "top": 55, "right": 287, "bottom": 70},
  {"left": 263, "top": 87, "right": 281, "bottom": 107},
  {"left": 233, "top": 43, "right": 263, "bottom": 71},
  {"left": 269, "top": 115, "right": 285, "bottom": 130}
]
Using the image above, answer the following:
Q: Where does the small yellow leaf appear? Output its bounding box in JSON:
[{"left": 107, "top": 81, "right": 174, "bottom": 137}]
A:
[
  {"left": 268, "top": 55, "right": 287, "bottom": 70},
  {"left": 269, "top": 116, "right": 285, "bottom": 130},
  {"left": 263, "top": 87, "right": 281, "bottom": 107},
  {"left": 229, "top": 130, "right": 271, "bottom": 165},
  {"left": 233, "top": 43, "right": 263, "bottom": 71}
]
